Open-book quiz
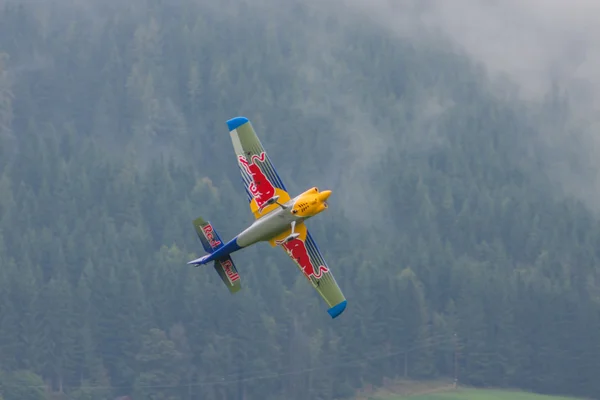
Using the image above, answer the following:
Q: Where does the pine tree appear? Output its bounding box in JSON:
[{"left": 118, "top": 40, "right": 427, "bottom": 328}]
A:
[{"left": 132, "top": 328, "right": 185, "bottom": 400}]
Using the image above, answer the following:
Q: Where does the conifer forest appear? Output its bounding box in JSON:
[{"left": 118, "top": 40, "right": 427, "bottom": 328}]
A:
[{"left": 1, "top": 0, "right": 600, "bottom": 399}]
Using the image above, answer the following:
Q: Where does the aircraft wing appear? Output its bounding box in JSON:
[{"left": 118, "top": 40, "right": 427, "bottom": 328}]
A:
[
  {"left": 271, "top": 222, "right": 347, "bottom": 319},
  {"left": 226, "top": 117, "right": 292, "bottom": 219}
]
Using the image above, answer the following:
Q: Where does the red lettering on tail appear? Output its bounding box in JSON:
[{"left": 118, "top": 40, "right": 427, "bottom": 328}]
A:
[
  {"left": 202, "top": 224, "right": 222, "bottom": 249},
  {"left": 220, "top": 259, "right": 240, "bottom": 284},
  {"left": 238, "top": 152, "right": 276, "bottom": 210}
]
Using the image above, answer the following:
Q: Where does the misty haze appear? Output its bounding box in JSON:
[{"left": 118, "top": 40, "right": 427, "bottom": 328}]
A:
[{"left": 0, "top": 0, "right": 600, "bottom": 399}]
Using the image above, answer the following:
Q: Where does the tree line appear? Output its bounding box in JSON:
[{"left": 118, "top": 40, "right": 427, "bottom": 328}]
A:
[{"left": 0, "top": 1, "right": 598, "bottom": 399}]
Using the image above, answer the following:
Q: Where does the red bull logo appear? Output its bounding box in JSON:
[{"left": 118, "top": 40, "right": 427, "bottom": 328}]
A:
[
  {"left": 278, "top": 237, "right": 328, "bottom": 280},
  {"left": 220, "top": 259, "right": 240, "bottom": 284},
  {"left": 238, "top": 152, "right": 276, "bottom": 210},
  {"left": 202, "top": 224, "right": 222, "bottom": 249}
]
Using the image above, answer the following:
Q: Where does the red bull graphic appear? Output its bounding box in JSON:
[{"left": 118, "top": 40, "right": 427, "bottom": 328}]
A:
[
  {"left": 220, "top": 259, "right": 240, "bottom": 284},
  {"left": 278, "top": 237, "right": 328, "bottom": 280},
  {"left": 238, "top": 152, "right": 276, "bottom": 210},
  {"left": 202, "top": 224, "right": 222, "bottom": 249}
]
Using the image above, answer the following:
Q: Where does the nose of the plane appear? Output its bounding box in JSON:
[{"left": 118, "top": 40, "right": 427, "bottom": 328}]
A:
[{"left": 319, "top": 190, "right": 332, "bottom": 202}]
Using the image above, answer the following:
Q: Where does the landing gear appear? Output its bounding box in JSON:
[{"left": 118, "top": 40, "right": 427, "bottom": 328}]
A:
[
  {"left": 283, "top": 221, "right": 300, "bottom": 243},
  {"left": 258, "top": 195, "right": 287, "bottom": 213}
]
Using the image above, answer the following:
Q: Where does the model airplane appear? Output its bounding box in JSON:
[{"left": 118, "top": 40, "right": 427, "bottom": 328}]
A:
[{"left": 187, "top": 116, "right": 347, "bottom": 319}]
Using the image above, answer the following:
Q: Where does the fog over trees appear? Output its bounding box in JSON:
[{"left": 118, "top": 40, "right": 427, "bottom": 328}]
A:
[{"left": 1, "top": 0, "right": 600, "bottom": 399}]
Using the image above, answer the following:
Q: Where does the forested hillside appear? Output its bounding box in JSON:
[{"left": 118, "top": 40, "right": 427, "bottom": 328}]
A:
[{"left": 1, "top": 1, "right": 599, "bottom": 399}]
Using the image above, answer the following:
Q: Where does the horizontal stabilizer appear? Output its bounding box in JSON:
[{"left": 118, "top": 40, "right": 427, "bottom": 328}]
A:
[
  {"left": 193, "top": 217, "right": 224, "bottom": 254},
  {"left": 214, "top": 256, "right": 242, "bottom": 294}
]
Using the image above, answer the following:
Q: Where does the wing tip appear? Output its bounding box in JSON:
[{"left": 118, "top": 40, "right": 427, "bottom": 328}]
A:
[
  {"left": 226, "top": 116, "right": 249, "bottom": 131},
  {"left": 327, "top": 300, "right": 347, "bottom": 319}
]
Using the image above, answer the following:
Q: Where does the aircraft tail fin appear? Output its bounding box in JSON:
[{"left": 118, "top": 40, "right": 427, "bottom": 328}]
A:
[
  {"left": 213, "top": 256, "right": 242, "bottom": 293},
  {"left": 192, "top": 216, "right": 224, "bottom": 254},
  {"left": 190, "top": 217, "right": 242, "bottom": 293}
]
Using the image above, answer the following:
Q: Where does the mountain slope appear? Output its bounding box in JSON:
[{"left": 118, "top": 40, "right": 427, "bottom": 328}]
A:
[{"left": 0, "top": 1, "right": 599, "bottom": 399}]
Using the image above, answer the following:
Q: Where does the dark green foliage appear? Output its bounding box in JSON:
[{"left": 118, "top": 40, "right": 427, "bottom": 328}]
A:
[
  {"left": 0, "top": 370, "right": 46, "bottom": 400},
  {"left": 0, "top": 0, "right": 598, "bottom": 399}
]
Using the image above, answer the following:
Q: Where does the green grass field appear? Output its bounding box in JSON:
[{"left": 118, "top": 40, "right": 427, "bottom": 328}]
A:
[{"left": 385, "top": 388, "right": 582, "bottom": 400}]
